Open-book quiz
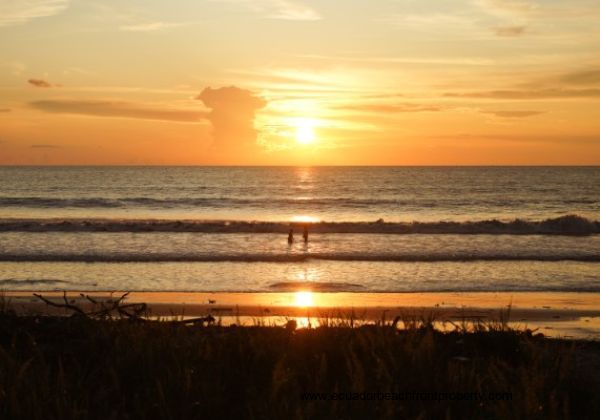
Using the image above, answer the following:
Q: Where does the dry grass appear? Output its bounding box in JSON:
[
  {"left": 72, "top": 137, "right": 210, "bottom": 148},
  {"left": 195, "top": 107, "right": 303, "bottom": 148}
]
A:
[{"left": 0, "top": 298, "right": 598, "bottom": 419}]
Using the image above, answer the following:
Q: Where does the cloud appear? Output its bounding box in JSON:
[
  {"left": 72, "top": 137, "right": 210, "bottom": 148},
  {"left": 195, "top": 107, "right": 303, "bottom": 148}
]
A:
[
  {"left": 340, "top": 103, "right": 442, "bottom": 113},
  {"left": 493, "top": 25, "right": 526, "bottom": 37},
  {"left": 477, "top": 0, "right": 538, "bottom": 16},
  {"left": 31, "top": 144, "right": 60, "bottom": 148},
  {"left": 215, "top": 0, "right": 321, "bottom": 21},
  {"left": 0, "top": 0, "right": 70, "bottom": 27},
  {"left": 292, "top": 53, "right": 495, "bottom": 66},
  {"left": 28, "top": 78, "right": 54, "bottom": 88},
  {"left": 120, "top": 21, "right": 188, "bottom": 32},
  {"left": 267, "top": 0, "right": 321, "bottom": 21},
  {"left": 481, "top": 110, "right": 544, "bottom": 118},
  {"left": 30, "top": 99, "right": 207, "bottom": 122},
  {"left": 435, "top": 133, "right": 600, "bottom": 145},
  {"left": 197, "top": 86, "right": 266, "bottom": 149},
  {"left": 562, "top": 69, "right": 600, "bottom": 85},
  {"left": 0, "top": 109, "right": 11, "bottom": 113},
  {"left": 445, "top": 88, "right": 600, "bottom": 99}
]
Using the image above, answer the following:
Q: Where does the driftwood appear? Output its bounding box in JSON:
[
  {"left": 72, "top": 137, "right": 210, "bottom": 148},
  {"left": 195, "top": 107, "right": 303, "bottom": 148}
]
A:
[
  {"left": 33, "top": 291, "right": 215, "bottom": 326},
  {"left": 34, "top": 291, "right": 148, "bottom": 321},
  {"left": 33, "top": 291, "right": 87, "bottom": 316},
  {"left": 173, "top": 315, "right": 215, "bottom": 326}
]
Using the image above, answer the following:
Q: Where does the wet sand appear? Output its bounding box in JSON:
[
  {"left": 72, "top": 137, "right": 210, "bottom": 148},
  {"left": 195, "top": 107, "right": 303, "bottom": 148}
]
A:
[{"left": 4, "top": 291, "right": 600, "bottom": 339}]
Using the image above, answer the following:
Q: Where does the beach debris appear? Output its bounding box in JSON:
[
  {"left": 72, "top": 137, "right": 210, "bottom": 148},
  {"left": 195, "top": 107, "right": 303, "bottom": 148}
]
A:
[
  {"left": 180, "top": 315, "right": 215, "bottom": 326},
  {"left": 33, "top": 291, "right": 148, "bottom": 321}
]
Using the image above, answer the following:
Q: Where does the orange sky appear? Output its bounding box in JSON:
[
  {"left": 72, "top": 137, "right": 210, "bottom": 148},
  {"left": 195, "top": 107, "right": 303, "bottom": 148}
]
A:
[{"left": 1, "top": 0, "right": 599, "bottom": 165}]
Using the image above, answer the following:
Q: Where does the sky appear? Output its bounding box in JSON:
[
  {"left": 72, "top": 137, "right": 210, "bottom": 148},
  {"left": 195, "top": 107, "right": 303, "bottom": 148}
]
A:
[{"left": 0, "top": 0, "right": 599, "bottom": 165}]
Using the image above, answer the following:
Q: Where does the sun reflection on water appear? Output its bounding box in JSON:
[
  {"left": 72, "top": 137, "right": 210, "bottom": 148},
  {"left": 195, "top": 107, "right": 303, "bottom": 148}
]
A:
[{"left": 290, "top": 215, "right": 320, "bottom": 223}]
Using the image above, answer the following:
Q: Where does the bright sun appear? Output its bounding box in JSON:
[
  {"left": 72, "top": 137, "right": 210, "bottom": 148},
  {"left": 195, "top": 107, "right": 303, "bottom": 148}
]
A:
[
  {"left": 294, "top": 118, "right": 316, "bottom": 145},
  {"left": 294, "top": 291, "right": 314, "bottom": 307}
]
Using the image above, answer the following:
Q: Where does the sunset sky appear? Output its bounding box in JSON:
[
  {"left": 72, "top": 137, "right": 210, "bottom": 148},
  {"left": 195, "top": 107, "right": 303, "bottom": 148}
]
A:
[{"left": 1, "top": 0, "right": 599, "bottom": 165}]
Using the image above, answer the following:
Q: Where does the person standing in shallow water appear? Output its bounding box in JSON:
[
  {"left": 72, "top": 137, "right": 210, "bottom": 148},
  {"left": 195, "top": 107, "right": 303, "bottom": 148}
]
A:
[
  {"left": 303, "top": 225, "right": 309, "bottom": 243},
  {"left": 288, "top": 228, "right": 294, "bottom": 245}
]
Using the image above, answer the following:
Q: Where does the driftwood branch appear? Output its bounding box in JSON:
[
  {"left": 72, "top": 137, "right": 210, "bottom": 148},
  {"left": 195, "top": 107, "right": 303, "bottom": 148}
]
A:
[
  {"left": 33, "top": 292, "right": 216, "bottom": 326},
  {"left": 34, "top": 291, "right": 87, "bottom": 316},
  {"left": 34, "top": 292, "right": 146, "bottom": 321}
]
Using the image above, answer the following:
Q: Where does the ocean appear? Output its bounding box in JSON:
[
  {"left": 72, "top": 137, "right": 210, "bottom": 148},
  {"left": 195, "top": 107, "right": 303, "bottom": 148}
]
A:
[{"left": 0, "top": 166, "right": 598, "bottom": 293}]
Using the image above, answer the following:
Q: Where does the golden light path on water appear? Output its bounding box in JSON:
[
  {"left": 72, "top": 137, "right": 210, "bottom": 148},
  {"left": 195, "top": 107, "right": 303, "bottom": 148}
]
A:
[{"left": 290, "top": 215, "right": 320, "bottom": 223}]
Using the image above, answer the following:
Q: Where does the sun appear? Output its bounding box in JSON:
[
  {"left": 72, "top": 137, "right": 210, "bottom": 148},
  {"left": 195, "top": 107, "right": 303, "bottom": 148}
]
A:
[
  {"left": 294, "top": 118, "right": 316, "bottom": 145},
  {"left": 294, "top": 291, "right": 314, "bottom": 307}
]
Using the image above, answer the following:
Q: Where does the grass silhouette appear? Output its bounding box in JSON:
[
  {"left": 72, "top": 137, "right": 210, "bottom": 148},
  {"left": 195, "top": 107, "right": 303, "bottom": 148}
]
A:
[{"left": 0, "top": 295, "right": 598, "bottom": 419}]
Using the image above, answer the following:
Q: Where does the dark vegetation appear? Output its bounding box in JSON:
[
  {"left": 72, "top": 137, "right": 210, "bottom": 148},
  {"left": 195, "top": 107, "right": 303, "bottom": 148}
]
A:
[{"left": 0, "top": 294, "right": 599, "bottom": 419}]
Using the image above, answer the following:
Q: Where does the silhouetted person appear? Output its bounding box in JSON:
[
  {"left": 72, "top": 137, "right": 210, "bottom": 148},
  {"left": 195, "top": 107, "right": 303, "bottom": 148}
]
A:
[
  {"left": 303, "top": 225, "right": 309, "bottom": 243},
  {"left": 288, "top": 228, "right": 294, "bottom": 245}
]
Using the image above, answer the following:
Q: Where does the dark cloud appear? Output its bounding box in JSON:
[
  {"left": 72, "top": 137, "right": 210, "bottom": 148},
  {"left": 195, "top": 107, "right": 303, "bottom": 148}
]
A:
[
  {"left": 493, "top": 26, "right": 526, "bottom": 37},
  {"left": 31, "top": 144, "right": 61, "bottom": 149},
  {"left": 28, "top": 78, "right": 53, "bottom": 88},
  {"left": 197, "top": 86, "right": 266, "bottom": 149},
  {"left": 340, "top": 103, "right": 441, "bottom": 113},
  {"left": 0, "top": 108, "right": 11, "bottom": 113},
  {"left": 445, "top": 88, "right": 600, "bottom": 99},
  {"left": 481, "top": 110, "right": 544, "bottom": 118},
  {"left": 30, "top": 99, "right": 206, "bottom": 122},
  {"left": 562, "top": 69, "right": 600, "bottom": 85}
]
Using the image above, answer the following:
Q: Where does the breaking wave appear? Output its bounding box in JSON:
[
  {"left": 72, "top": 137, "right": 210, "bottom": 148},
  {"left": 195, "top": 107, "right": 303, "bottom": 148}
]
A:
[
  {"left": 5, "top": 195, "right": 592, "bottom": 210},
  {"left": 1, "top": 253, "right": 599, "bottom": 263},
  {"left": 0, "top": 278, "right": 70, "bottom": 286},
  {"left": 0, "top": 215, "right": 598, "bottom": 235}
]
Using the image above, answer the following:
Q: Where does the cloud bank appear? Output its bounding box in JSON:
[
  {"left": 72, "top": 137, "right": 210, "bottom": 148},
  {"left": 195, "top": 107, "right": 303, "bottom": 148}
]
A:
[
  {"left": 30, "top": 99, "right": 206, "bottom": 122},
  {"left": 445, "top": 88, "right": 600, "bottom": 99},
  {"left": 562, "top": 69, "right": 600, "bottom": 85}
]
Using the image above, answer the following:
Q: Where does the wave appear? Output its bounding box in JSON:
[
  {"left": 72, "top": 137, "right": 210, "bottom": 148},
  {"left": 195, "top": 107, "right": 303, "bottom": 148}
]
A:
[
  {"left": 2, "top": 281, "right": 599, "bottom": 293},
  {"left": 268, "top": 282, "right": 365, "bottom": 291},
  {"left": 0, "top": 196, "right": 471, "bottom": 209},
  {"left": 2, "top": 195, "right": 596, "bottom": 210},
  {"left": 1, "top": 215, "right": 598, "bottom": 235},
  {"left": 0, "top": 278, "right": 70, "bottom": 286},
  {"left": 0, "top": 253, "right": 599, "bottom": 263}
]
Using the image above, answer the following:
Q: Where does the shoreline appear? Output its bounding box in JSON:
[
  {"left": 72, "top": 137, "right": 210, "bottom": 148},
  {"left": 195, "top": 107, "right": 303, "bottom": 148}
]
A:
[{"left": 5, "top": 291, "right": 600, "bottom": 339}]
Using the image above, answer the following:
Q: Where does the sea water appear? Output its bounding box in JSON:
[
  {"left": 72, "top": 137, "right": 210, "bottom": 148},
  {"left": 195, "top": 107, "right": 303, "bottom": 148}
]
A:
[{"left": 0, "top": 166, "right": 598, "bottom": 292}]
